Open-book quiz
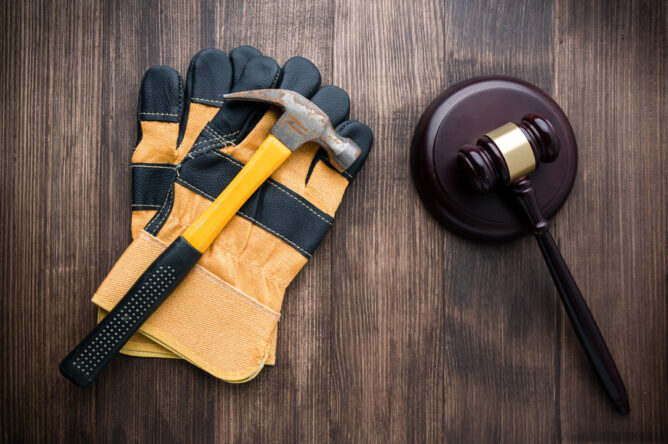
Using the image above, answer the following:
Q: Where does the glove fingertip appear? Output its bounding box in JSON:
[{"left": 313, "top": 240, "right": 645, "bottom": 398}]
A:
[
  {"left": 310, "top": 85, "right": 350, "bottom": 127},
  {"left": 138, "top": 66, "right": 183, "bottom": 124},
  {"left": 335, "top": 120, "right": 373, "bottom": 179},
  {"left": 232, "top": 55, "right": 281, "bottom": 92},
  {"left": 200, "top": 55, "right": 281, "bottom": 147},
  {"left": 230, "top": 46, "right": 263, "bottom": 83},
  {"left": 185, "top": 48, "right": 232, "bottom": 107},
  {"left": 280, "top": 57, "right": 321, "bottom": 98}
]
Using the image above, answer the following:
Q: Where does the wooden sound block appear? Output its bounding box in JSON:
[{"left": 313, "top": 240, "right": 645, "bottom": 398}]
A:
[{"left": 411, "top": 76, "right": 578, "bottom": 241}]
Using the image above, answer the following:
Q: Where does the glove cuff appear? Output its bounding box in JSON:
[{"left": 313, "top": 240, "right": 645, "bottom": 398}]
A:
[{"left": 92, "top": 230, "right": 281, "bottom": 382}]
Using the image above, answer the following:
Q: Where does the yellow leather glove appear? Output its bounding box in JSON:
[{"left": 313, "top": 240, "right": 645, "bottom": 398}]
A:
[
  {"left": 101, "top": 47, "right": 279, "bottom": 364},
  {"left": 92, "top": 48, "right": 373, "bottom": 382}
]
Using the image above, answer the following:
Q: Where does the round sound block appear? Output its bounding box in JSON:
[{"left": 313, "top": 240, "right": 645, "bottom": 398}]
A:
[{"left": 410, "top": 76, "right": 577, "bottom": 241}]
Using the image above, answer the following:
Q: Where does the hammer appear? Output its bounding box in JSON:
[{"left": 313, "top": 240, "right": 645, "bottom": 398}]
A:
[{"left": 60, "top": 89, "right": 361, "bottom": 386}]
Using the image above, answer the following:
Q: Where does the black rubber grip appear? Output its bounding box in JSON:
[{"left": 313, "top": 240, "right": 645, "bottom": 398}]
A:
[{"left": 60, "top": 236, "right": 202, "bottom": 387}]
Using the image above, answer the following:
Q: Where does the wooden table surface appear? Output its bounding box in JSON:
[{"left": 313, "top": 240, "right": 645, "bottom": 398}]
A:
[{"left": 2, "top": 0, "right": 666, "bottom": 442}]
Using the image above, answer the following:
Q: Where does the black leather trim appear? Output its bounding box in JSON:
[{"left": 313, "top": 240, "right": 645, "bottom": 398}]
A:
[
  {"left": 145, "top": 184, "right": 174, "bottom": 236},
  {"left": 131, "top": 163, "right": 177, "bottom": 210},
  {"left": 176, "top": 150, "right": 334, "bottom": 258}
]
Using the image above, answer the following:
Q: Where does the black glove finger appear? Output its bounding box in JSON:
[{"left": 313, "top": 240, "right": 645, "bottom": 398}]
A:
[
  {"left": 178, "top": 48, "right": 233, "bottom": 144},
  {"left": 234, "top": 56, "right": 320, "bottom": 148},
  {"left": 218, "top": 54, "right": 322, "bottom": 145},
  {"left": 184, "top": 48, "right": 232, "bottom": 106},
  {"left": 230, "top": 46, "right": 262, "bottom": 84},
  {"left": 278, "top": 56, "right": 321, "bottom": 99},
  {"left": 305, "top": 118, "right": 373, "bottom": 184},
  {"left": 198, "top": 54, "right": 281, "bottom": 150},
  {"left": 303, "top": 86, "right": 368, "bottom": 183},
  {"left": 137, "top": 65, "right": 183, "bottom": 144},
  {"left": 335, "top": 120, "right": 373, "bottom": 179},
  {"left": 133, "top": 65, "right": 183, "bottom": 214},
  {"left": 310, "top": 85, "right": 350, "bottom": 127}
]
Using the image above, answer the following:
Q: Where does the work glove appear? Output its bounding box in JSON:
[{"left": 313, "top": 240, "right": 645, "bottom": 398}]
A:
[
  {"left": 92, "top": 47, "right": 373, "bottom": 382},
  {"left": 99, "top": 46, "right": 280, "bottom": 364}
]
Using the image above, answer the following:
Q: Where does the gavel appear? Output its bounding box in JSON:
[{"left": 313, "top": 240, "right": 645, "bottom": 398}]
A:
[{"left": 457, "top": 115, "right": 630, "bottom": 414}]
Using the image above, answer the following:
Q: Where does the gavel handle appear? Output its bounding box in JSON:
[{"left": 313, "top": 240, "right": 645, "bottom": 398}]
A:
[{"left": 511, "top": 178, "right": 630, "bottom": 414}]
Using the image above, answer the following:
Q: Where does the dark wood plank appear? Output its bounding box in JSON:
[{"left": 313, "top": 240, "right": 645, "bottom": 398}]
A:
[
  {"left": 93, "top": 1, "right": 222, "bottom": 442},
  {"left": 215, "top": 1, "right": 336, "bottom": 443},
  {"left": 330, "top": 1, "right": 447, "bottom": 442},
  {"left": 440, "top": 1, "right": 560, "bottom": 442},
  {"left": 1, "top": 0, "right": 104, "bottom": 442},
  {"left": 1, "top": 0, "right": 666, "bottom": 442},
  {"left": 554, "top": 0, "right": 668, "bottom": 441}
]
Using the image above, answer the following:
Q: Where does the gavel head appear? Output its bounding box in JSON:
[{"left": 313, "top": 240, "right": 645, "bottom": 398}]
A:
[{"left": 457, "top": 114, "right": 560, "bottom": 194}]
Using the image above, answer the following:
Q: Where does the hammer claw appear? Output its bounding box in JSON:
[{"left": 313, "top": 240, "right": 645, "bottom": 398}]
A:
[{"left": 223, "top": 89, "right": 300, "bottom": 107}]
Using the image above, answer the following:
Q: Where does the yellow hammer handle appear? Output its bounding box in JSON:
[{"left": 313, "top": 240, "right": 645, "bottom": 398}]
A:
[{"left": 182, "top": 134, "right": 292, "bottom": 252}]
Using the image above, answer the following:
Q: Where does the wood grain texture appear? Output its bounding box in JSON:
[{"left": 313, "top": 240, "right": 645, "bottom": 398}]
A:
[
  {"left": 0, "top": 0, "right": 665, "bottom": 442},
  {"left": 554, "top": 1, "right": 667, "bottom": 441},
  {"left": 441, "top": 2, "right": 560, "bottom": 442}
]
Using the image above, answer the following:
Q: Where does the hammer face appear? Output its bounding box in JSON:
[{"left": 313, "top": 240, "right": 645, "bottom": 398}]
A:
[{"left": 320, "top": 130, "right": 361, "bottom": 172}]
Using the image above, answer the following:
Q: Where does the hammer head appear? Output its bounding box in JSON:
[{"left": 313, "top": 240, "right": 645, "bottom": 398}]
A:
[{"left": 223, "top": 89, "right": 361, "bottom": 172}]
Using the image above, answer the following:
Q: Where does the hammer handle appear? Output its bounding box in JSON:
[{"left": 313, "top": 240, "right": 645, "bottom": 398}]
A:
[
  {"left": 183, "top": 134, "right": 291, "bottom": 251},
  {"left": 60, "top": 237, "right": 201, "bottom": 386}
]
